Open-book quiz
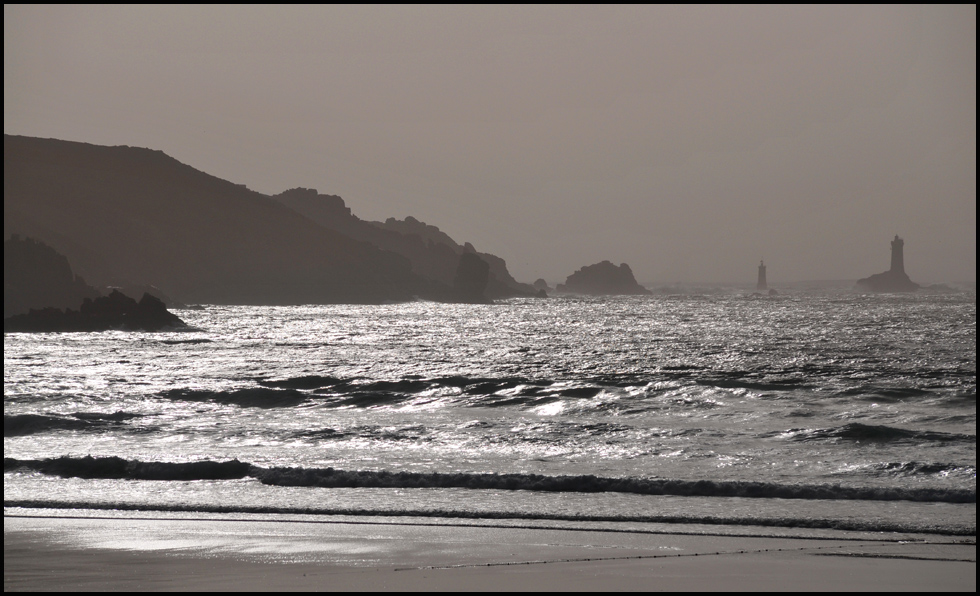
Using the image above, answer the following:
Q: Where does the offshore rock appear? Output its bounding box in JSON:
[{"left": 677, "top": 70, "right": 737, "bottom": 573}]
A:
[
  {"left": 556, "top": 261, "right": 651, "bottom": 295},
  {"left": 856, "top": 270, "right": 919, "bottom": 293},
  {"left": 4, "top": 290, "right": 187, "bottom": 332}
]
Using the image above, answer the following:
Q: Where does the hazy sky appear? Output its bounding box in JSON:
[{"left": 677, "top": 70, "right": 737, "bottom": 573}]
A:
[{"left": 5, "top": 5, "right": 976, "bottom": 284}]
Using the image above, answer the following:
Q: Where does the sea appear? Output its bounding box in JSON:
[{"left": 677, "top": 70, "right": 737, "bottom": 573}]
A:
[{"left": 4, "top": 291, "right": 976, "bottom": 541}]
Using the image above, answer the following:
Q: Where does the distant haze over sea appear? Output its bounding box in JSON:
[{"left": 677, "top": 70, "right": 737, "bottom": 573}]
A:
[{"left": 4, "top": 5, "right": 975, "bottom": 285}]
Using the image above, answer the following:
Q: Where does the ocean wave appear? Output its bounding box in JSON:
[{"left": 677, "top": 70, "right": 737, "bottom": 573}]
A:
[
  {"left": 778, "top": 423, "right": 975, "bottom": 443},
  {"left": 259, "top": 374, "right": 633, "bottom": 400},
  {"left": 943, "top": 392, "right": 977, "bottom": 405},
  {"left": 258, "top": 375, "right": 344, "bottom": 390},
  {"left": 697, "top": 378, "right": 813, "bottom": 392},
  {"left": 835, "top": 386, "right": 935, "bottom": 401},
  {"left": 468, "top": 394, "right": 555, "bottom": 408},
  {"left": 70, "top": 411, "right": 142, "bottom": 422},
  {"left": 4, "top": 456, "right": 251, "bottom": 480},
  {"left": 5, "top": 456, "right": 974, "bottom": 504},
  {"left": 871, "top": 461, "right": 976, "bottom": 478},
  {"left": 4, "top": 415, "right": 90, "bottom": 437},
  {"left": 327, "top": 391, "right": 415, "bottom": 408},
  {"left": 293, "top": 425, "right": 429, "bottom": 442},
  {"left": 162, "top": 388, "right": 309, "bottom": 408},
  {"left": 161, "top": 376, "right": 587, "bottom": 410},
  {"left": 160, "top": 372, "right": 973, "bottom": 414},
  {"left": 3, "top": 499, "right": 972, "bottom": 536},
  {"left": 292, "top": 428, "right": 349, "bottom": 440},
  {"left": 4, "top": 412, "right": 144, "bottom": 437}
]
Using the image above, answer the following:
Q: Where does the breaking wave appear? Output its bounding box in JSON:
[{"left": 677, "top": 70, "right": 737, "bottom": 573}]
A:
[
  {"left": 4, "top": 412, "right": 144, "bottom": 437},
  {"left": 779, "top": 423, "right": 975, "bottom": 443},
  {"left": 5, "top": 456, "right": 974, "bottom": 504},
  {"left": 871, "top": 461, "right": 976, "bottom": 478},
  {"left": 4, "top": 499, "right": 972, "bottom": 536},
  {"left": 162, "top": 388, "right": 309, "bottom": 408}
]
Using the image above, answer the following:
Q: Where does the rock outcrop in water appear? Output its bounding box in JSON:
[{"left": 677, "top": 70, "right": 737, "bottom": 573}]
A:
[
  {"left": 556, "top": 261, "right": 651, "bottom": 295},
  {"left": 856, "top": 235, "right": 920, "bottom": 292},
  {"left": 4, "top": 289, "right": 186, "bottom": 332}
]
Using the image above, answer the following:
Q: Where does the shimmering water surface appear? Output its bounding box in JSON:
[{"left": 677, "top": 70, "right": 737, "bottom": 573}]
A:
[{"left": 4, "top": 293, "right": 976, "bottom": 536}]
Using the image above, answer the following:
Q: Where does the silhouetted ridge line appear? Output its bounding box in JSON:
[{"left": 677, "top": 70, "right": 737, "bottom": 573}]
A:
[
  {"left": 4, "top": 135, "right": 428, "bottom": 305},
  {"left": 271, "top": 187, "right": 538, "bottom": 300},
  {"left": 5, "top": 456, "right": 974, "bottom": 503}
]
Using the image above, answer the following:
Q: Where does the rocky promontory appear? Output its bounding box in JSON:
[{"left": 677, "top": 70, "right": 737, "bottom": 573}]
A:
[
  {"left": 4, "top": 290, "right": 187, "bottom": 332},
  {"left": 272, "top": 188, "right": 537, "bottom": 300},
  {"left": 556, "top": 261, "right": 651, "bottom": 295},
  {"left": 5, "top": 135, "right": 424, "bottom": 306}
]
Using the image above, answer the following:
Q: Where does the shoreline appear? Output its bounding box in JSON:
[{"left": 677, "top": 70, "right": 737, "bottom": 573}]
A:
[{"left": 5, "top": 510, "right": 975, "bottom": 591}]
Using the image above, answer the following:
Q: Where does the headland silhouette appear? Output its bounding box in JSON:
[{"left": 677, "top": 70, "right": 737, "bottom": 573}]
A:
[{"left": 4, "top": 135, "right": 532, "bottom": 309}]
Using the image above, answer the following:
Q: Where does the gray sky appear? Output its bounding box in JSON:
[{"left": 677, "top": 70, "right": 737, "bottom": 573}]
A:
[{"left": 5, "top": 5, "right": 976, "bottom": 284}]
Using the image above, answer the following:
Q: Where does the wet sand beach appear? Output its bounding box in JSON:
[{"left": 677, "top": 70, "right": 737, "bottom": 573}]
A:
[{"left": 4, "top": 512, "right": 975, "bottom": 592}]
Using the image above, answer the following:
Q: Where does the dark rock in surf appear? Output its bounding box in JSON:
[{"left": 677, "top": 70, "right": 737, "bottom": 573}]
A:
[{"left": 4, "top": 290, "right": 186, "bottom": 332}]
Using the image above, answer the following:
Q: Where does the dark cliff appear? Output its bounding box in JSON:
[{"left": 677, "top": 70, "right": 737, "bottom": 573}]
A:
[
  {"left": 4, "top": 135, "right": 426, "bottom": 305},
  {"left": 4, "top": 235, "right": 101, "bottom": 318},
  {"left": 453, "top": 252, "right": 492, "bottom": 303},
  {"left": 273, "top": 188, "right": 536, "bottom": 299}
]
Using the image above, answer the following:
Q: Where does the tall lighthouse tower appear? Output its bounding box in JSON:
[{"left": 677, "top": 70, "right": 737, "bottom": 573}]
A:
[
  {"left": 757, "top": 260, "right": 768, "bottom": 291},
  {"left": 890, "top": 235, "right": 905, "bottom": 274}
]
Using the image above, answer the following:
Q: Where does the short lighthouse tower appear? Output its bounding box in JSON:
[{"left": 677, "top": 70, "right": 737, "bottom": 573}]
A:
[{"left": 756, "top": 260, "right": 768, "bottom": 291}]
